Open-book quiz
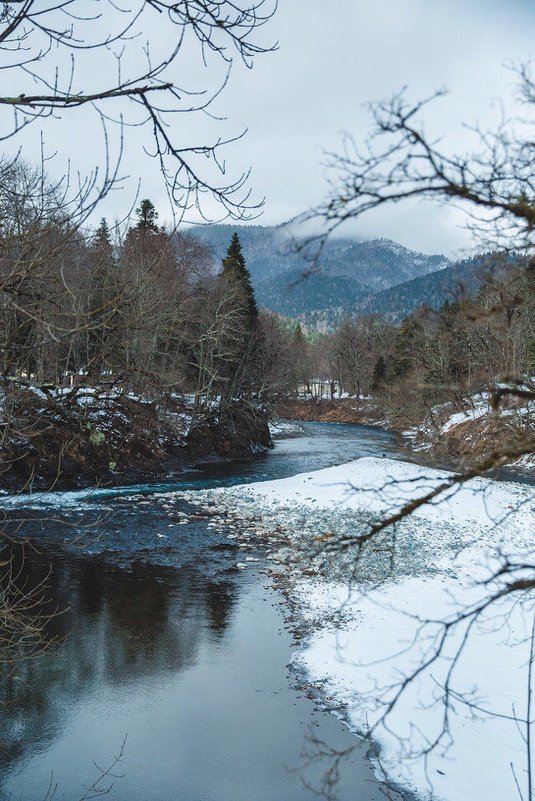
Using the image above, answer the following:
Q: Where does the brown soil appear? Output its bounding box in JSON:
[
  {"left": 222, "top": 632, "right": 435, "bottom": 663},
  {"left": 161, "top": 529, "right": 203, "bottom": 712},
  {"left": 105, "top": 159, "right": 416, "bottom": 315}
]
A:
[
  {"left": 1, "top": 389, "right": 271, "bottom": 492},
  {"left": 422, "top": 412, "right": 535, "bottom": 471},
  {"left": 274, "top": 398, "right": 381, "bottom": 426}
]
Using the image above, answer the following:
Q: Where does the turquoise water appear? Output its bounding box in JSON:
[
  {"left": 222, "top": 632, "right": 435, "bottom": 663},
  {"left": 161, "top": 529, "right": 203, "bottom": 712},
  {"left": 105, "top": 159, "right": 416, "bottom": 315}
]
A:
[{"left": 0, "top": 421, "right": 399, "bottom": 507}]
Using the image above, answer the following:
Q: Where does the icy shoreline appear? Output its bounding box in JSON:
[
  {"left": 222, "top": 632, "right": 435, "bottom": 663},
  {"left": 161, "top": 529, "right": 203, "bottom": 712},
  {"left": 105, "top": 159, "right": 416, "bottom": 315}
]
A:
[{"left": 174, "top": 455, "right": 535, "bottom": 801}]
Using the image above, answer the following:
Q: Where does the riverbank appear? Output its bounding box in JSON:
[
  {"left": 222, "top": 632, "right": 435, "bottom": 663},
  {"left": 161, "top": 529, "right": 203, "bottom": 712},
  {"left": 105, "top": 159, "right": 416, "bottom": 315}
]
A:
[
  {"left": 172, "top": 454, "right": 535, "bottom": 801},
  {"left": 275, "top": 393, "right": 535, "bottom": 475},
  {"left": 274, "top": 398, "right": 375, "bottom": 426},
  {"left": 0, "top": 385, "right": 272, "bottom": 492},
  {"left": 4, "top": 384, "right": 531, "bottom": 493},
  {"left": 4, "top": 419, "right": 532, "bottom": 800}
]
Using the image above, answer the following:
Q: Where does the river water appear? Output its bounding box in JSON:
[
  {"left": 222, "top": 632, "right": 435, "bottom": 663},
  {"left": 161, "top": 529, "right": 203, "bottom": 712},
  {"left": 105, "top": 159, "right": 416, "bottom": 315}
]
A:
[{"left": 0, "top": 422, "right": 400, "bottom": 801}]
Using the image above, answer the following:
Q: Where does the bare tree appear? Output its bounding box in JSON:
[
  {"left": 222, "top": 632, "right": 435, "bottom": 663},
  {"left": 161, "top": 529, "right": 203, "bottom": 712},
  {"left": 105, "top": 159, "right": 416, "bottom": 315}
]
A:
[
  {"left": 0, "top": 0, "right": 277, "bottom": 222},
  {"left": 290, "top": 65, "right": 535, "bottom": 800},
  {"left": 303, "top": 64, "right": 535, "bottom": 460}
]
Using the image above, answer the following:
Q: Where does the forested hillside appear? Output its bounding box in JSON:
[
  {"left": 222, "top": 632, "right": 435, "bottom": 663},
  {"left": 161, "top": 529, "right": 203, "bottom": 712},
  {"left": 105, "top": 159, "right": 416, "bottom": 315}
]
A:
[
  {"left": 354, "top": 254, "right": 515, "bottom": 320},
  {"left": 189, "top": 222, "right": 448, "bottom": 319},
  {"left": 190, "top": 223, "right": 518, "bottom": 326},
  {"left": 287, "top": 261, "right": 534, "bottom": 467}
]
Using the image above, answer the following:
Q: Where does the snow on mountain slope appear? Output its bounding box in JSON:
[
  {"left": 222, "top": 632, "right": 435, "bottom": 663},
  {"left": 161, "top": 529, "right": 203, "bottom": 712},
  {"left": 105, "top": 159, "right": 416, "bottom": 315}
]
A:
[{"left": 187, "top": 222, "right": 448, "bottom": 319}]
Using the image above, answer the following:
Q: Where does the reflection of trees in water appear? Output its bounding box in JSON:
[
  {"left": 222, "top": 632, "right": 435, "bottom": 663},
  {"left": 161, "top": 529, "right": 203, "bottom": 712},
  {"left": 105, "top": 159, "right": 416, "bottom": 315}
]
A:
[
  {"left": 205, "top": 579, "right": 236, "bottom": 635},
  {"left": 0, "top": 543, "right": 238, "bottom": 776}
]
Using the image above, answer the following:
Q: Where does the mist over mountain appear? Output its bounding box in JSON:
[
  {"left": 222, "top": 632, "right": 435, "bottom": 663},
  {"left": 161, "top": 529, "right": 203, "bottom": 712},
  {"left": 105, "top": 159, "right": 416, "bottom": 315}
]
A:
[{"left": 189, "top": 222, "right": 501, "bottom": 326}]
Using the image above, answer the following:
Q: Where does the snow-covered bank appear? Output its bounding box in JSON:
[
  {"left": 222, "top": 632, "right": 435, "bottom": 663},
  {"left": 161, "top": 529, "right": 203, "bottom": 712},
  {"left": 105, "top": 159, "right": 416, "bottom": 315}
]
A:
[
  {"left": 175, "top": 456, "right": 535, "bottom": 801},
  {"left": 278, "top": 385, "right": 535, "bottom": 476},
  {"left": 403, "top": 385, "right": 535, "bottom": 472}
]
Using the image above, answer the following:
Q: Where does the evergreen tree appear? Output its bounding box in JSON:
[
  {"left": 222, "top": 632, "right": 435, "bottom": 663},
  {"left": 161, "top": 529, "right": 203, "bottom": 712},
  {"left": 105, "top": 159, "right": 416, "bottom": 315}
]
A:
[
  {"left": 135, "top": 199, "right": 159, "bottom": 232},
  {"left": 93, "top": 218, "right": 115, "bottom": 267},
  {"left": 123, "top": 198, "right": 171, "bottom": 272},
  {"left": 438, "top": 299, "right": 468, "bottom": 384},
  {"left": 371, "top": 354, "right": 387, "bottom": 391},
  {"left": 292, "top": 322, "right": 308, "bottom": 395},
  {"left": 294, "top": 322, "right": 305, "bottom": 347},
  {"left": 221, "top": 232, "right": 258, "bottom": 327},
  {"left": 86, "top": 218, "right": 117, "bottom": 376},
  {"left": 390, "top": 316, "right": 419, "bottom": 379},
  {"left": 215, "top": 233, "right": 261, "bottom": 403},
  {"left": 94, "top": 217, "right": 113, "bottom": 249}
]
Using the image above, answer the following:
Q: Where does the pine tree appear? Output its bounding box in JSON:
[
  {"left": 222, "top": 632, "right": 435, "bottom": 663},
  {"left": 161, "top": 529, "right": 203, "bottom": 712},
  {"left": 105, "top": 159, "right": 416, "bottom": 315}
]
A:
[
  {"left": 391, "top": 317, "right": 418, "bottom": 379},
  {"left": 87, "top": 218, "right": 117, "bottom": 377},
  {"left": 93, "top": 218, "right": 115, "bottom": 266},
  {"left": 123, "top": 198, "right": 171, "bottom": 270},
  {"left": 221, "top": 232, "right": 258, "bottom": 327},
  {"left": 294, "top": 322, "right": 305, "bottom": 347},
  {"left": 215, "top": 233, "right": 261, "bottom": 404},
  {"left": 371, "top": 354, "right": 387, "bottom": 392},
  {"left": 292, "top": 322, "right": 307, "bottom": 395},
  {"left": 94, "top": 217, "right": 113, "bottom": 249},
  {"left": 135, "top": 199, "right": 159, "bottom": 232}
]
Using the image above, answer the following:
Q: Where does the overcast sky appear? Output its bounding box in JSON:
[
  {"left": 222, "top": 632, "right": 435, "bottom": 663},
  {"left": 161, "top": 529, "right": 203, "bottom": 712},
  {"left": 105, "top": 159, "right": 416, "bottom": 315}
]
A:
[
  {"left": 14, "top": 0, "right": 535, "bottom": 256},
  {"left": 220, "top": 0, "right": 535, "bottom": 256}
]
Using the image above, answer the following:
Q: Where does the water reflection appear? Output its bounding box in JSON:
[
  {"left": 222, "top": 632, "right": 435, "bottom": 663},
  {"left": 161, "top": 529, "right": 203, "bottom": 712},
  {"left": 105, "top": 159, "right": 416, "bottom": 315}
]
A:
[
  {"left": 0, "top": 544, "right": 383, "bottom": 801},
  {"left": 0, "top": 545, "right": 238, "bottom": 784},
  {"left": 0, "top": 422, "right": 398, "bottom": 801}
]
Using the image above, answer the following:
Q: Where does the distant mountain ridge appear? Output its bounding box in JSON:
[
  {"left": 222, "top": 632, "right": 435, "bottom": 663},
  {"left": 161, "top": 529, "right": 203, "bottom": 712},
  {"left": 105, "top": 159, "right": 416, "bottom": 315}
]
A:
[
  {"left": 189, "top": 221, "right": 449, "bottom": 322},
  {"left": 358, "top": 256, "right": 487, "bottom": 318}
]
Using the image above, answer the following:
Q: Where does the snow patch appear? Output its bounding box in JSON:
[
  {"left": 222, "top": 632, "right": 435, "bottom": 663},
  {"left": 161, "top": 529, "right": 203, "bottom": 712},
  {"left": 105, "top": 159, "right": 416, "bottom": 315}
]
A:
[{"left": 180, "top": 456, "right": 535, "bottom": 801}]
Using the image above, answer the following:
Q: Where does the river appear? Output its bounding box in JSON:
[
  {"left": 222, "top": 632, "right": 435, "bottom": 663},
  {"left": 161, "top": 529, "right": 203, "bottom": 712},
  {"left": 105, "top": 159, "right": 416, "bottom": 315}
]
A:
[{"left": 0, "top": 422, "right": 401, "bottom": 801}]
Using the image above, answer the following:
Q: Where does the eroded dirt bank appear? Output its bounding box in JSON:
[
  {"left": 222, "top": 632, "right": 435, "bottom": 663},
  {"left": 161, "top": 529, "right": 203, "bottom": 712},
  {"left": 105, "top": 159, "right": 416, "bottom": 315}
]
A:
[
  {"left": 274, "top": 398, "right": 380, "bottom": 426},
  {"left": 1, "top": 387, "right": 272, "bottom": 492}
]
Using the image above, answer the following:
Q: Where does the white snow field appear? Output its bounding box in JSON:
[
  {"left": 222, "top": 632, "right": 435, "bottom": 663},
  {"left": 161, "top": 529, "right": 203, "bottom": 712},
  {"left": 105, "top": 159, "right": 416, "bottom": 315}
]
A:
[{"left": 192, "top": 457, "right": 535, "bottom": 801}]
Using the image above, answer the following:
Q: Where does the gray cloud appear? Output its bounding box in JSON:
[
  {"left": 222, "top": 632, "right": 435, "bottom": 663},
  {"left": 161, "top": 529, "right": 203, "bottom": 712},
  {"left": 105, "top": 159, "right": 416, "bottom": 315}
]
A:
[{"left": 11, "top": 0, "right": 535, "bottom": 255}]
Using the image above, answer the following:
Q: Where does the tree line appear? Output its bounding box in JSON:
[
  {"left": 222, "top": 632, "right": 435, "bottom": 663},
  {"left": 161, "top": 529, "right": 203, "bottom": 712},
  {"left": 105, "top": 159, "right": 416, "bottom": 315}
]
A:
[
  {"left": 2, "top": 160, "right": 533, "bottom": 435},
  {"left": 294, "top": 256, "right": 535, "bottom": 425},
  {"left": 0, "top": 162, "right": 303, "bottom": 415}
]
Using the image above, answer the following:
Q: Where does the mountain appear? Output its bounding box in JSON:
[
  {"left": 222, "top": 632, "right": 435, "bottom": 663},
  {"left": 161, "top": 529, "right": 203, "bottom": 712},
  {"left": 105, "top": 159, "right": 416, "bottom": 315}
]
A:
[
  {"left": 357, "top": 256, "right": 487, "bottom": 320},
  {"left": 188, "top": 222, "right": 449, "bottom": 318},
  {"left": 355, "top": 253, "right": 519, "bottom": 323},
  {"left": 188, "top": 223, "right": 512, "bottom": 327}
]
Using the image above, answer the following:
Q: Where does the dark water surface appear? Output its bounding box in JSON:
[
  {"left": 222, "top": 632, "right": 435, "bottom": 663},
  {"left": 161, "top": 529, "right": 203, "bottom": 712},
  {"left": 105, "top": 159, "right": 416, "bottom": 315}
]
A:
[{"left": 0, "top": 423, "right": 399, "bottom": 801}]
